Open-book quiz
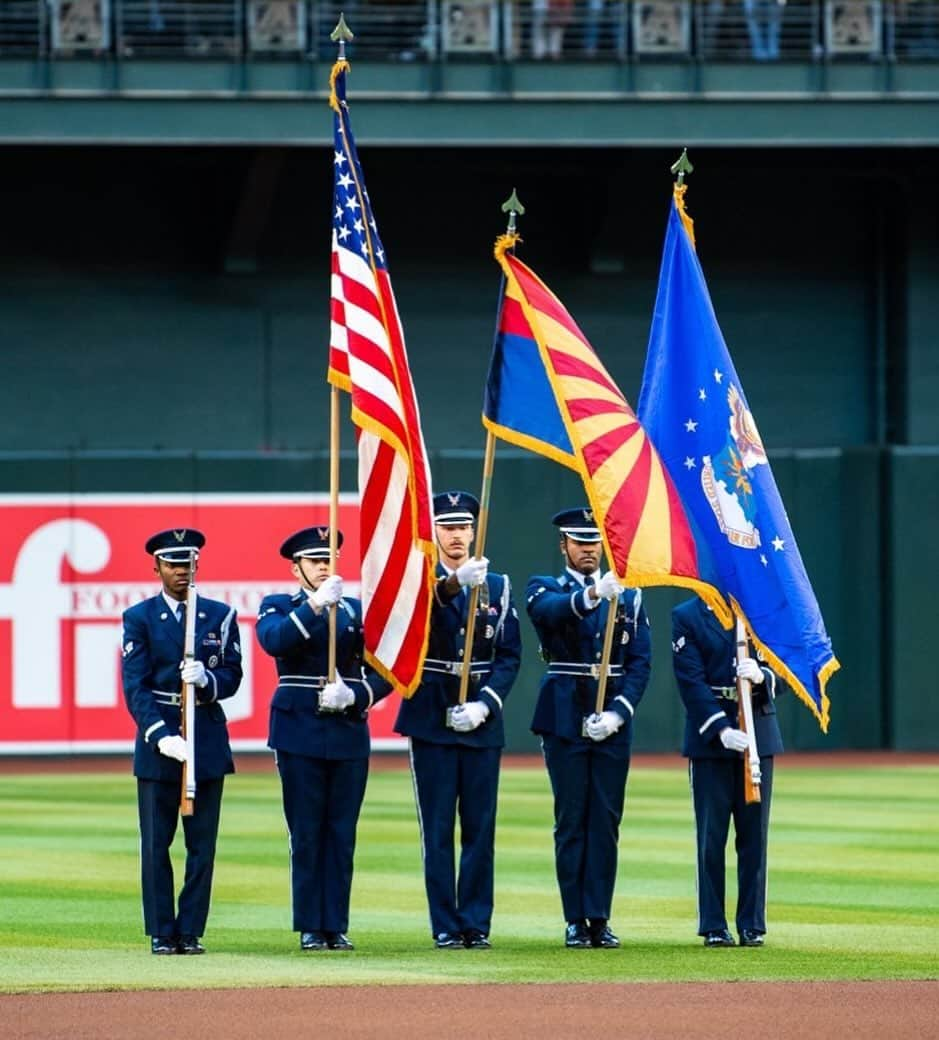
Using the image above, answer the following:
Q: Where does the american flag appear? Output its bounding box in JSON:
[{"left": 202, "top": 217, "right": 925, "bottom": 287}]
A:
[{"left": 327, "top": 60, "right": 435, "bottom": 697}]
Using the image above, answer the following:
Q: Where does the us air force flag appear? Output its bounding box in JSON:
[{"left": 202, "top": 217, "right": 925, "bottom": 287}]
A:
[{"left": 637, "top": 190, "right": 838, "bottom": 731}]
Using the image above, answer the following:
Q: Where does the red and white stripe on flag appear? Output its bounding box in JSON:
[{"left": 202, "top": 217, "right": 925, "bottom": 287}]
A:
[{"left": 328, "top": 233, "right": 434, "bottom": 697}]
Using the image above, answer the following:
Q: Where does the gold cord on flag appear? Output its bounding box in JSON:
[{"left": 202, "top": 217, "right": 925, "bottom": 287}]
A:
[
  {"left": 673, "top": 184, "right": 696, "bottom": 249},
  {"left": 494, "top": 232, "right": 521, "bottom": 261},
  {"left": 328, "top": 59, "right": 350, "bottom": 113}
]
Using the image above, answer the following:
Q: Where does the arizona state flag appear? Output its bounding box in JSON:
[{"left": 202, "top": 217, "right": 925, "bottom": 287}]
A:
[{"left": 483, "top": 235, "right": 728, "bottom": 621}]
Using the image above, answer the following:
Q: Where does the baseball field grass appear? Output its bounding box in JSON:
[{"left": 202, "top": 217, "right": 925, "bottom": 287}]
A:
[{"left": 0, "top": 759, "right": 936, "bottom": 994}]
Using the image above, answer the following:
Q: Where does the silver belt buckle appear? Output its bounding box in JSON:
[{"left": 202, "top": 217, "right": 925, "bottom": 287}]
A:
[{"left": 589, "top": 663, "right": 601, "bottom": 679}]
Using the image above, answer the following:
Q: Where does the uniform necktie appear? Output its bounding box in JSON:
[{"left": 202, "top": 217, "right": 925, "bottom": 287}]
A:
[{"left": 176, "top": 603, "right": 186, "bottom": 625}]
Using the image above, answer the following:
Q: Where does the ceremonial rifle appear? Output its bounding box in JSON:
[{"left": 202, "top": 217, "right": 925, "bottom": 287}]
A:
[
  {"left": 734, "top": 614, "right": 762, "bottom": 804},
  {"left": 179, "top": 549, "right": 198, "bottom": 817}
]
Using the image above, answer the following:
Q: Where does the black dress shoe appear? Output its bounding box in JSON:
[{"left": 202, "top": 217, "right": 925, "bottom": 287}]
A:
[
  {"left": 463, "top": 930, "right": 492, "bottom": 949},
  {"left": 565, "top": 921, "right": 592, "bottom": 948},
  {"left": 589, "top": 921, "right": 620, "bottom": 949},
  {"left": 177, "top": 935, "right": 205, "bottom": 955},
  {"left": 326, "top": 932, "right": 354, "bottom": 951},
  {"left": 703, "top": 928, "right": 736, "bottom": 947},
  {"left": 150, "top": 936, "right": 177, "bottom": 955},
  {"left": 434, "top": 932, "right": 464, "bottom": 949},
  {"left": 739, "top": 929, "right": 765, "bottom": 947},
  {"left": 300, "top": 931, "right": 328, "bottom": 951}
]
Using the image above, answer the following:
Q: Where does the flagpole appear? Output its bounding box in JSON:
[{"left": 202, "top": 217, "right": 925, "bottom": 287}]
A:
[
  {"left": 592, "top": 604, "right": 619, "bottom": 717},
  {"left": 735, "top": 614, "right": 762, "bottom": 804},
  {"left": 325, "top": 15, "right": 354, "bottom": 684},
  {"left": 327, "top": 385, "right": 340, "bottom": 682},
  {"left": 456, "top": 190, "right": 526, "bottom": 706}
]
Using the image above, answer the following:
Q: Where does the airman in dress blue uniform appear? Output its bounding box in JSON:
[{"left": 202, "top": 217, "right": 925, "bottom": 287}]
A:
[
  {"left": 255, "top": 526, "right": 392, "bottom": 952},
  {"left": 671, "top": 595, "right": 783, "bottom": 947},
  {"left": 527, "top": 508, "right": 651, "bottom": 949},
  {"left": 121, "top": 528, "right": 243, "bottom": 955},
  {"left": 395, "top": 491, "right": 522, "bottom": 949}
]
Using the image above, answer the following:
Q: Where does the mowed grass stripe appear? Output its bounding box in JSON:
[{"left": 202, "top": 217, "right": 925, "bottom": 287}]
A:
[{"left": 0, "top": 762, "right": 936, "bottom": 992}]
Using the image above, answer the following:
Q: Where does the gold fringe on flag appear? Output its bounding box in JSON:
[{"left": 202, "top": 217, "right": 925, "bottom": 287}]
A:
[
  {"left": 328, "top": 59, "right": 350, "bottom": 114},
  {"left": 673, "top": 183, "right": 696, "bottom": 249}
]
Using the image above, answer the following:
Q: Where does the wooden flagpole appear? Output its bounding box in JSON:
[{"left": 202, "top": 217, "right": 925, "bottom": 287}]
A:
[
  {"left": 455, "top": 190, "right": 525, "bottom": 706},
  {"left": 735, "top": 613, "right": 762, "bottom": 804},
  {"left": 592, "top": 602, "right": 619, "bottom": 717},
  {"left": 325, "top": 16, "right": 354, "bottom": 685},
  {"left": 327, "top": 384, "right": 340, "bottom": 683},
  {"left": 457, "top": 430, "right": 496, "bottom": 706}
]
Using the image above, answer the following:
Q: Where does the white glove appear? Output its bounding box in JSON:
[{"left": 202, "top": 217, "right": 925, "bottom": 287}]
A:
[
  {"left": 455, "top": 556, "right": 488, "bottom": 588},
  {"left": 319, "top": 677, "right": 355, "bottom": 712},
  {"left": 449, "top": 701, "right": 490, "bottom": 732},
  {"left": 593, "top": 570, "right": 626, "bottom": 601},
  {"left": 157, "top": 735, "right": 188, "bottom": 762},
  {"left": 585, "top": 710, "right": 624, "bottom": 741},
  {"left": 736, "top": 659, "right": 764, "bottom": 685},
  {"left": 180, "top": 659, "right": 208, "bottom": 688},
  {"left": 309, "top": 574, "right": 344, "bottom": 610},
  {"left": 720, "top": 727, "right": 750, "bottom": 752}
]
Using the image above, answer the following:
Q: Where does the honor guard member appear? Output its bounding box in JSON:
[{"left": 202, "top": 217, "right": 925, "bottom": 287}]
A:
[
  {"left": 671, "top": 596, "right": 783, "bottom": 948},
  {"left": 121, "top": 528, "right": 243, "bottom": 955},
  {"left": 256, "top": 526, "right": 393, "bottom": 952},
  {"left": 526, "top": 508, "right": 651, "bottom": 950},
  {"left": 395, "top": 491, "right": 521, "bottom": 950}
]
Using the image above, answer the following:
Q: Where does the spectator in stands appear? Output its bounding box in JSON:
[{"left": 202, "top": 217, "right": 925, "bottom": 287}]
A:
[
  {"left": 583, "top": 0, "right": 605, "bottom": 56},
  {"left": 896, "top": 0, "right": 939, "bottom": 58},
  {"left": 532, "top": 0, "right": 575, "bottom": 59},
  {"left": 744, "top": 0, "right": 785, "bottom": 60}
]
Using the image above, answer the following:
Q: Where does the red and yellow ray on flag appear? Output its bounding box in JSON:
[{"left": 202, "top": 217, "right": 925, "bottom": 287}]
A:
[{"left": 492, "top": 238, "right": 729, "bottom": 622}]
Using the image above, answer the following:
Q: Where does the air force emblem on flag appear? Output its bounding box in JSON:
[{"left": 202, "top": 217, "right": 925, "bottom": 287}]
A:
[{"left": 701, "top": 385, "right": 768, "bottom": 550}]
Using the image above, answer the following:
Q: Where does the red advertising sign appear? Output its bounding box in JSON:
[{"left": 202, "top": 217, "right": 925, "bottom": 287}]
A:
[{"left": 0, "top": 494, "right": 407, "bottom": 753}]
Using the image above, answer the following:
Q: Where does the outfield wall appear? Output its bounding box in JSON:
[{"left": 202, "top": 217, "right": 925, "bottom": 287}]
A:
[
  {"left": 0, "top": 445, "right": 929, "bottom": 753},
  {"left": 1, "top": 144, "right": 936, "bottom": 752}
]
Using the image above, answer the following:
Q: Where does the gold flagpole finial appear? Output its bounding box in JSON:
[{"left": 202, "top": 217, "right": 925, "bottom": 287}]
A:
[
  {"left": 495, "top": 189, "right": 525, "bottom": 258},
  {"left": 331, "top": 13, "right": 354, "bottom": 58},
  {"left": 500, "top": 188, "right": 526, "bottom": 235},
  {"left": 670, "top": 148, "right": 694, "bottom": 186}
]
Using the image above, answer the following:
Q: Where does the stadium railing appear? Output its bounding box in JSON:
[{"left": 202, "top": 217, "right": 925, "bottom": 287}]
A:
[{"left": 1, "top": 2, "right": 936, "bottom": 63}]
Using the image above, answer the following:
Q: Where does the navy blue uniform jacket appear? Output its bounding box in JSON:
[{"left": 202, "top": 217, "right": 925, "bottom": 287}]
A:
[
  {"left": 671, "top": 597, "right": 783, "bottom": 758},
  {"left": 121, "top": 594, "right": 242, "bottom": 782},
  {"left": 256, "top": 590, "right": 392, "bottom": 760},
  {"left": 395, "top": 567, "right": 521, "bottom": 747},
  {"left": 527, "top": 571, "right": 651, "bottom": 753}
]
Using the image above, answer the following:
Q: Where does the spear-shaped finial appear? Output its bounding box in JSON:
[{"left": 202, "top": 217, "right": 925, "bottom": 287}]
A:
[
  {"left": 501, "top": 188, "right": 526, "bottom": 234},
  {"left": 670, "top": 148, "right": 693, "bottom": 186},
  {"left": 331, "top": 13, "right": 354, "bottom": 60}
]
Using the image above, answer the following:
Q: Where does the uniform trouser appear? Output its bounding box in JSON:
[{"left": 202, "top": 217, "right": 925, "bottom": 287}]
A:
[
  {"left": 689, "top": 755, "right": 774, "bottom": 935},
  {"left": 409, "top": 739, "right": 502, "bottom": 938},
  {"left": 276, "top": 749, "right": 369, "bottom": 934},
  {"left": 137, "top": 776, "right": 224, "bottom": 939},
  {"left": 542, "top": 734, "right": 629, "bottom": 924}
]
